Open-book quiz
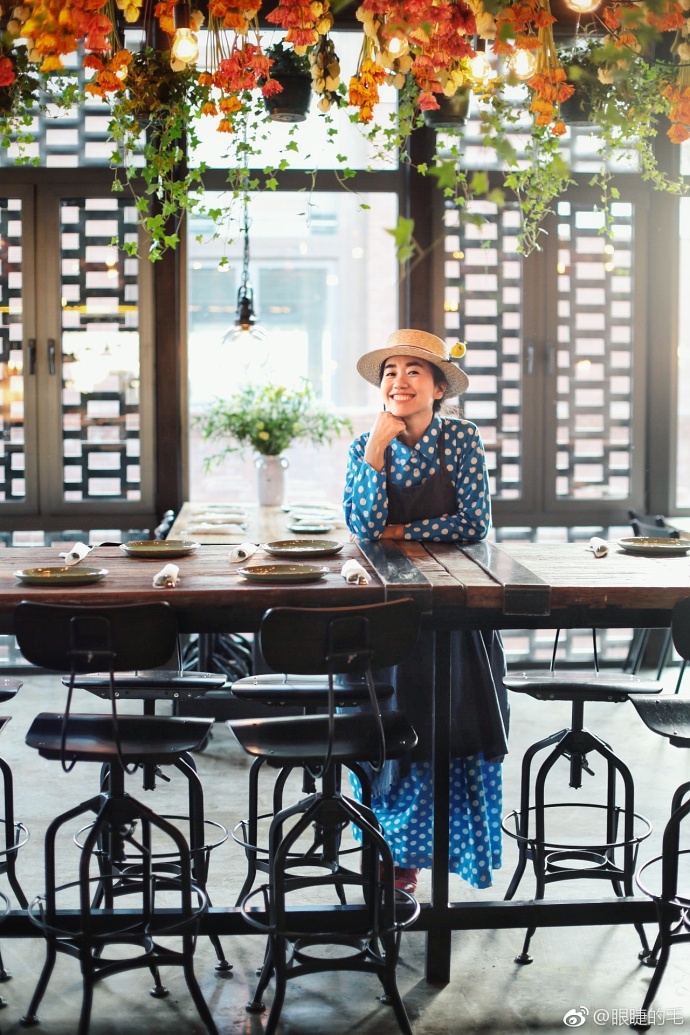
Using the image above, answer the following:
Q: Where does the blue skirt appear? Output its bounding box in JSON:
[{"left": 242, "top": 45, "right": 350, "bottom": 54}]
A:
[{"left": 350, "top": 756, "right": 503, "bottom": 889}]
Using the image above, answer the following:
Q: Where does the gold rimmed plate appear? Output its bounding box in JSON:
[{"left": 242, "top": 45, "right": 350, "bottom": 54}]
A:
[
  {"left": 617, "top": 537, "right": 690, "bottom": 555},
  {"left": 237, "top": 563, "right": 330, "bottom": 584},
  {"left": 262, "top": 540, "right": 343, "bottom": 559},
  {"left": 120, "top": 540, "right": 199, "bottom": 559},
  {"left": 14, "top": 566, "right": 109, "bottom": 586}
]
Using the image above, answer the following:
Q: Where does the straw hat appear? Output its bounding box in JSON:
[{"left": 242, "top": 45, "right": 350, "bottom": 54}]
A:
[{"left": 356, "top": 329, "right": 469, "bottom": 397}]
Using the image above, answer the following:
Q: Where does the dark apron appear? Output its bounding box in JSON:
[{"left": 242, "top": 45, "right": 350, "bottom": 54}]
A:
[{"left": 373, "top": 429, "right": 509, "bottom": 782}]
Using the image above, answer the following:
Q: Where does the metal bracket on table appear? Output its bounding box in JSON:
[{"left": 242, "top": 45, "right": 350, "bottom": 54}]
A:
[{"left": 459, "top": 542, "right": 552, "bottom": 616}]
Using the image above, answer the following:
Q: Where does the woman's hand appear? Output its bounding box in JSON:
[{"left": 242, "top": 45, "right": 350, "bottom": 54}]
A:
[
  {"left": 363, "top": 411, "right": 406, "bottom": 471},
  {"left": 381, "top": 524, "right": 404, "bottom": 539}
]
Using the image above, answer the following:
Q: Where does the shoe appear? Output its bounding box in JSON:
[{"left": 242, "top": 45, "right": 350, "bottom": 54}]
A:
[{"left": 394, "top": 867, "right": 419, "bottom": 895}]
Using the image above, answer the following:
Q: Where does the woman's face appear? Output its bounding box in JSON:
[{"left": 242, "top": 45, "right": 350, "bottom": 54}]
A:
[{"left": 380, "top": 355, "right": 445, "bottom": 420}]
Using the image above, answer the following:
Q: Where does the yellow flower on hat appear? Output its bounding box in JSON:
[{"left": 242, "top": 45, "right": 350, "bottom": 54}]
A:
[{"left": 450, "top": 341, "right": 467, "bottom": 359}]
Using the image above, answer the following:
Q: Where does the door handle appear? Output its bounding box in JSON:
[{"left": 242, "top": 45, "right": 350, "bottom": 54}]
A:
[
  {"left": 526, "top": 343, "right": 535, "bottom": 375},
  {"left": 47, "top": 338, "right": 56, "bottom": 375},
  {"left": 28, "top": 338, "right": 36, "bottom": 375},
  {"left": 545, "top": 341, "right": 556, "bottom": 376}
]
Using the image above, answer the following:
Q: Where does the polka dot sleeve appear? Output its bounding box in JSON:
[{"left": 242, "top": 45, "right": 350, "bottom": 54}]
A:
[{"left": 343, "top": 433, "right": 389, "bottom": 539}]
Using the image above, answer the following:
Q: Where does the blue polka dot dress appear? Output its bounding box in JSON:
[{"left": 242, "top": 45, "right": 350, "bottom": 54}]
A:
[
  {"left": 343, "top": 411, "right": 507, "bottom": 889},
  {"left": 350, "top": 758, "right": 503, "bottom": 888}
]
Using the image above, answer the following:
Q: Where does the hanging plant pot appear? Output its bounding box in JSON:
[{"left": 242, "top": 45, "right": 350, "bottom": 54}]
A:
[
  {"left": 264, "top": 75, "right": 312, "bottom": 123},
  {"left": 422, "top": 88, "right": 472, "bottom": 129},
  {"left": 558, "top": 91, "right": 594, "bottom": 127}
]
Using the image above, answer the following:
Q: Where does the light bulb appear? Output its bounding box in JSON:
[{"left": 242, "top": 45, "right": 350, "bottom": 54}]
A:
[
  {"left": 469, "top": 51, "right": 493, "bottom": 83},
  {"left": 171, "top": 28, "right": 199, "bottom": 65},
  {"left": 562, "top": 0, "right": 601, "bottom": 12},
  {"left": 506, "top": 48, "right": 539, "bottom": 81},
  {"left": 386, "top": 35, "right": 409, "bottom": 58}
]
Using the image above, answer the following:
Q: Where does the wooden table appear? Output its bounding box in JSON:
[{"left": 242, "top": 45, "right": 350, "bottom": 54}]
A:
[{"left": 2, "top": 538, "right": 690, "bottom": 981}]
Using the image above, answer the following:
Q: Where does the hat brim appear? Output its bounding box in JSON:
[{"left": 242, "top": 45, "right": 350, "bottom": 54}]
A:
[{"left": 356, "top": 345, "right": 469, "bottom": 397}]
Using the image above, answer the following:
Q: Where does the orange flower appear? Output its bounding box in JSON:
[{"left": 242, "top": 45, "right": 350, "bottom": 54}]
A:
[
  {"left": 0, "top": 56, "right": 16, "bottom": 88},
  {"left": 668, "top": 122, "right": 690, "bottom": 143}
]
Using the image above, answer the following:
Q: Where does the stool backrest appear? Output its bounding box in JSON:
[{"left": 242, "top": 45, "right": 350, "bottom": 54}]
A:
[
  {"left": 672, "top": 598, "right": 690, "bottom": 663},
  {"left": 258, "top": 598, "right": 420, "bottom": 676},
  {"left": 630, "top": 515, "right": 680, "bottom": 539},
  {"left": 14, "top": 601, "right": 179, "bottom": 673}
]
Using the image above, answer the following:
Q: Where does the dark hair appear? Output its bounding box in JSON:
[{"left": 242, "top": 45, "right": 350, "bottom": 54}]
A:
[{"left": 378, "top": 356, "right": 448, "bottom": 413}]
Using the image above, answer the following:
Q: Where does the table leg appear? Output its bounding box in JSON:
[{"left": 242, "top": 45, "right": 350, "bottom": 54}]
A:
[{"left": 427, "top": 628, "right": 452, "bottom": 984}]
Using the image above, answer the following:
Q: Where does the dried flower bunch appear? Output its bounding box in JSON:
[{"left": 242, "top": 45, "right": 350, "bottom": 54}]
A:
[
  {"left": 2, "top": 0, "right": 689, "bottom": 137},
  {"left": 3, "top": 0, "right": 690, "bottom": 259}
]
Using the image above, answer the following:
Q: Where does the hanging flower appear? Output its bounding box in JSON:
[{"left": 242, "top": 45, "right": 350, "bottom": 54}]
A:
[
  {"left": 266, "top": 0, "right": 334, "bottom": 50},
  {"left": 209, "top": 0, "right": 262, "bottom": 34},
  {"left": 0, "top": 56, "right": 16, "bottom": 89},
  {"left": 664, "top": 68, "right": 690, "bottom": 143}
]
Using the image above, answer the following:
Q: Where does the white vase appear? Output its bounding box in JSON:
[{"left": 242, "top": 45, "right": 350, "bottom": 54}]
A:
[{"left": 255, "top": 454, "right": 289, "bottom": 506}]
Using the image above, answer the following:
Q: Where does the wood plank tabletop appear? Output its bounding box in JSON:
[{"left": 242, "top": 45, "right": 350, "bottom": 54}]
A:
[{"left": 1, "top": 539, "right": 687, "bottom": 631}]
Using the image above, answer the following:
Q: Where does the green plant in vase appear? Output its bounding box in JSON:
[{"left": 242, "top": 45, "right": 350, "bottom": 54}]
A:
[{"left": 196, "top": 380, "right": 353, "bottom": 505}]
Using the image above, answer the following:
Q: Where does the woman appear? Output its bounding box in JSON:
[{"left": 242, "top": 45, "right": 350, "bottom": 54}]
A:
[{"left": 343, "top": 328, "right": 508, "bottom": 894}]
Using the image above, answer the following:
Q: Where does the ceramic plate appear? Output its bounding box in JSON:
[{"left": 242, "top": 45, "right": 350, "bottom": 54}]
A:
[
  {"left": 120, "top": 540, "right": 199, "bottom": 559},
  {"left": 237, "top": 563, "right": 330, "bottom": 584},
  {"left": 617, "top": 537, "right": 690, "bottom": 555},
  {"left": 287, "top": 524, "right": 334, "bottom": 535},
  {"left": 262, "top": 540, "right": 343, "bottom": 559},
  {"left": 14, "top": 566, "right": 109, "bottom": 585}
]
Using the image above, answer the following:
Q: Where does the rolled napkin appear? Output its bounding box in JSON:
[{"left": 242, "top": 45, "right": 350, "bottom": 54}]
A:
[
  {"left": 341, "top": 559, "right": 371, "bottom": 585},
  {"left": 589, "top": 536, "right": 609, "bottom": 558},
  {"left": 152, "top": 563, "right": 180, "bottom": 588},
  {"left": 228, "top": 543, "right": 258, "bottom": 563},
  {"left": 58, "top": 541, "right": 93, "bottom": 565}
]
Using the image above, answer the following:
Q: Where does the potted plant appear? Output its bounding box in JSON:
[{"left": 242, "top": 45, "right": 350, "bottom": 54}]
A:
[
  {"left": 196, "top": 379, "right": 353, "bottom": 505},
  {"left": 262, "top": 41, "right": 312, "bottom": 123}
]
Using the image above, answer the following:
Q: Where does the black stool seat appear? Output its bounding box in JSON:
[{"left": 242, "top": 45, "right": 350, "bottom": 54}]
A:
[
  {"left": 231, "top": 672, "right": 394, "bottom": 707},
  {"left": 505, "top": 670, "right": 662, "bottom": 701},
  {"left": 0, "top": 679, "right": 21, "bottom": 705},
  {"left": 26, "top": 713, "right": 213, "bottom": 763},
  {"left": 64, "top": 670, "right": 227, "bottom": 701},
  {"left": 629, "top": 694, "right": 690, "bottom": 745},
  {"left": 231, "top": 712, "right": 415, "bottom": 764}
]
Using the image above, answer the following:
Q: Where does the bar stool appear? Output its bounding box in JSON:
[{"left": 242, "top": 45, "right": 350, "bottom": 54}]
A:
[
  {"left": 228, "top": 599, "right": 421, "bottom": 1035},
  {"left": 0, "top": 678, "right": 29, "bottom": 997},
  {"left": 13, "top": 601, "right": 219, "bottom": 1035},
  {"left": 61, "top": 667, "right": 231, "bottom": 972},
  {"left": 229, "top": 670, "right": 394, "bottom": 905},
  {"left": 502, "top": 631, "right": 662, "bottom": 964},
  {"left": 629, "top": 598, "right": 690, "bottom": 1030}
]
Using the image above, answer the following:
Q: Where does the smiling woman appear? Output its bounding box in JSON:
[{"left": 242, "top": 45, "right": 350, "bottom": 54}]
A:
[{"left": 342, "top": 326, "right": 507, "bottom": 897}]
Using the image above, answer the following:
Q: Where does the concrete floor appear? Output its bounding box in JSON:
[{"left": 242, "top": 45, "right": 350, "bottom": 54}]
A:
[{"left": 0, "top": 667, "right": 689, "bottom": 1034}]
